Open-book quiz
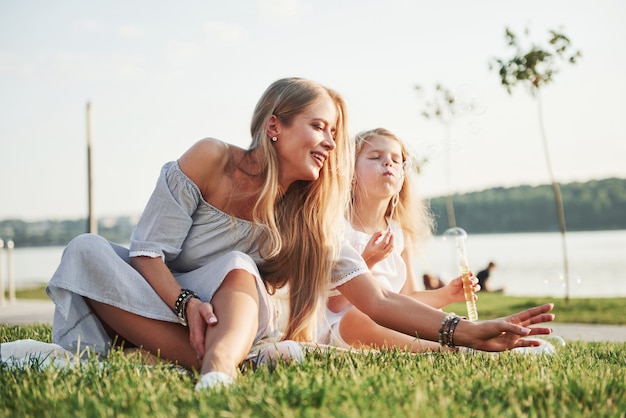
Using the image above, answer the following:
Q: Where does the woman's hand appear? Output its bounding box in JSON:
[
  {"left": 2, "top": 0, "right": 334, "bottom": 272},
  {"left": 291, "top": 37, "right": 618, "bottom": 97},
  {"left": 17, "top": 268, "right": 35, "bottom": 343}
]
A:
[
  {"left": 458, "top": 303, "right": 555, "bottom": 352},
  {"left": 186, "top": 298, "right": 219, "bottom": 358},
  {"left": 443, "top": 274, "right": 480, "bottom": 304},
  {"left": 362, "top": 230, "right": 394, "bottom": 268}
]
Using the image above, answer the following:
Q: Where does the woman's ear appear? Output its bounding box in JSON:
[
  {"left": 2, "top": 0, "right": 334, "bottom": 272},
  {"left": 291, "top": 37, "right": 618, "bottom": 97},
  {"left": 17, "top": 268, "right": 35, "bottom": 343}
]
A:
[{"left": 266, "top": 114, "right": 281, "bottom": 138}]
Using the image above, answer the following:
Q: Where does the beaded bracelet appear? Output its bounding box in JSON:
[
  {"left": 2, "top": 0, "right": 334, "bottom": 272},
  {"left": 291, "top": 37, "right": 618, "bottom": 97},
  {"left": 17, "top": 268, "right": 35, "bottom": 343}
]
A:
[
  {"left": 438, "top": 313, "right": 464, "bottom": 348},
  {"left": 438, "top": 312, "right": 456, "bottom": 346},
  {"left": 174, "top": 288, "right": 200, "bottom": 327},
  {"left": 447, "top": 316, "right": 462, "bottom": 348}
]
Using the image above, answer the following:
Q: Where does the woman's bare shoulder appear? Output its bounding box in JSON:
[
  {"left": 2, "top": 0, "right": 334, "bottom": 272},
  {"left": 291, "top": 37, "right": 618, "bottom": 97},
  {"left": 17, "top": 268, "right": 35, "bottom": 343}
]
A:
[{"left": 178, "top": 138, "right": 236, "bottom": 188}]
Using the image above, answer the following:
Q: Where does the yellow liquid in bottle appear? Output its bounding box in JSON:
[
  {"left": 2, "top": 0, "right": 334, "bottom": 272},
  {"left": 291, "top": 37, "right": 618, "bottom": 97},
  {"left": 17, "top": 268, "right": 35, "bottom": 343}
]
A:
[{"left": 460, "top": 264, "right": 478, "bottom": 321}]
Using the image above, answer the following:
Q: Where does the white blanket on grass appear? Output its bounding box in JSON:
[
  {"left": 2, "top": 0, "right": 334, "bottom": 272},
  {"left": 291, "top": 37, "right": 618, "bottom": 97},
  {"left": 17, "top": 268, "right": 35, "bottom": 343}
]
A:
[{"left": 0, "top": 339, "right": 82, "bottom": 369}]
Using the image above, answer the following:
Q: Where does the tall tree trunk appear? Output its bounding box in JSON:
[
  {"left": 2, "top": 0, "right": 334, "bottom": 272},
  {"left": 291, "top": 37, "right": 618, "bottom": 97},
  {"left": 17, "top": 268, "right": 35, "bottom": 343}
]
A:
[
  {"left": 444, "top": 123, "right": 457, "bottom": 228},
  {"left": 537, "top": 90, "right": 571, "bottom": 303}
]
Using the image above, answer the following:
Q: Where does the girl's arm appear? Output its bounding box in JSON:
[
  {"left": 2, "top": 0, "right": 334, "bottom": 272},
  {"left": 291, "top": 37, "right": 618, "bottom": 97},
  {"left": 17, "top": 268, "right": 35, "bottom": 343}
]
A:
[
  {"left": 398, "top": 234, "right": 421, "bottom": 295},
  {"left": 337, "top": 272, "right": 554, "bottom": 351},
  {"left": 399, "top": 235, "right": 477, "bottom": 309}
]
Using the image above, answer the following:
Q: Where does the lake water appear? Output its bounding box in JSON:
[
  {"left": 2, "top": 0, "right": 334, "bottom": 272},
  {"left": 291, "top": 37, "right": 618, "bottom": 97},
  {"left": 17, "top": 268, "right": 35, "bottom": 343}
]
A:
[{"left": 2, "top": 230, "right": 625, "bottom": 298}]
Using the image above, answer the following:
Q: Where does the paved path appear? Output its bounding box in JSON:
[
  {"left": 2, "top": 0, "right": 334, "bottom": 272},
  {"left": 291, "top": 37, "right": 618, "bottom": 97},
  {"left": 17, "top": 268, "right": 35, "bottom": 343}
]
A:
[
  {"left": 1, "top": 300, "right": 626, "bottom": 343},
  {"left": 0, "top": 299, "right": 55, "bottom": 325}
]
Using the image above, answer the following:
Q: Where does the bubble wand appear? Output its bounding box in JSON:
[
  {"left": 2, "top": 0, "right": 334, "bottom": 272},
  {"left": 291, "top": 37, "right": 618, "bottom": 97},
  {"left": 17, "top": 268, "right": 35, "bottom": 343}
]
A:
[{"left": 443, "top": 227, "right": 478, "bottom": 321}]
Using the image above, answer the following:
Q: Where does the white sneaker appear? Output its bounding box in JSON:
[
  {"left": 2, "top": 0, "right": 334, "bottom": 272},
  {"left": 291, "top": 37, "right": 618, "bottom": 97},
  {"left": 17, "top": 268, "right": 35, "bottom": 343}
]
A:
[{"left": 195, "top": 371, "right": 234, "bottom": 391}]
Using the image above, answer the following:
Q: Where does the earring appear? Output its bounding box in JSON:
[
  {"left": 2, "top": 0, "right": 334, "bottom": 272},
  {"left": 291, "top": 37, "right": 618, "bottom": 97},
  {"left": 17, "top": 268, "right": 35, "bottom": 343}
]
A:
[{"left": 271, "top": 136, "right": 278, "bottom": 142}]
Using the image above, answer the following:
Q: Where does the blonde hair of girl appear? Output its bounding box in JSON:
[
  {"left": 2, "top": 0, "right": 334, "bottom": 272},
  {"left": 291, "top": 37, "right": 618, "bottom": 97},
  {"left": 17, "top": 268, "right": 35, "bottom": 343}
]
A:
[
  {"left": 248, "top": 77, "right": 354, "bottom": 341},
  {"left": 352, "top": 127, "right": 434, "bottom": 248}
]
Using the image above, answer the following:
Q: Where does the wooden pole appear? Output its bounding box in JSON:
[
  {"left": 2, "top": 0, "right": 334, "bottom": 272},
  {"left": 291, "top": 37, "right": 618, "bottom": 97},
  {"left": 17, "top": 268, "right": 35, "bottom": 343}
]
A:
[
  {"left": 0, "top": 239, "right": 5, "bottom": 305},
  {"left": 7, "top": 240, "right": 15, "bottom": 303},
  {"left": 87, "top": 101, "right": 97, "bottom": 234}
]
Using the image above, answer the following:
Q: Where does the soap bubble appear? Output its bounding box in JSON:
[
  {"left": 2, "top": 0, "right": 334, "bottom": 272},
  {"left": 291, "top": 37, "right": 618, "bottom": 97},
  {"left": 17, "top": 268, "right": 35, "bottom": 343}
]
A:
[
  {"left": 442, "top": 227, "right": 468, "bottom": 240},
  {"left": 543, "top": 271, "right": 583, "bottom": 293},
  {"left": 541, "top": 335, "right": 567, "bottom": 348}
]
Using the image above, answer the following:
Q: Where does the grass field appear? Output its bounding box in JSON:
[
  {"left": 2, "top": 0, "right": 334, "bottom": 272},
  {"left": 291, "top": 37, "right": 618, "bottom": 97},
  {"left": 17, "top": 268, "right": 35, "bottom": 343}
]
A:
[
  {"left": 1, "top": 324, "right": 625, "bottom": 417},
  {"left": 446, "top": 292, "right": 626, "bottom": 325},
  {"left": 2, "top": 289, "right": 626, "bottom": 416},
  {"left": 12, "top": 286, "right": 626, "bottom": 325}
]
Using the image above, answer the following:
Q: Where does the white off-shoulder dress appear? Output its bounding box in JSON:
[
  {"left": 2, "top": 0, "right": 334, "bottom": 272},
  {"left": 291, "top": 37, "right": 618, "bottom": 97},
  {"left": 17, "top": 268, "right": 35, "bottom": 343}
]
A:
[{"left": 46, "top": 161, "right": 369, "bottom": 356}]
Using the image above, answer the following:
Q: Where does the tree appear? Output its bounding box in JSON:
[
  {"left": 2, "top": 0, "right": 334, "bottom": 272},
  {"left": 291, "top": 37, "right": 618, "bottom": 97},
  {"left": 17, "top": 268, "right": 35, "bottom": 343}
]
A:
[
  {"left": 415, "top": 83, "right": 483, "bottom": 229},
  {"left": 490, "top": 26, "right": 581, "bottom": 302},
  {"left": 415, "top": 84, "right": 458, "bottom": 227}
]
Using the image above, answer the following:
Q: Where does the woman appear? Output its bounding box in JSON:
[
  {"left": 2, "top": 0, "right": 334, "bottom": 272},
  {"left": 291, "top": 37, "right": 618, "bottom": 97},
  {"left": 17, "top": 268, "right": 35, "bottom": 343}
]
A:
[{"left": 48, "top": 77, "right": 353, "bottom": 389}]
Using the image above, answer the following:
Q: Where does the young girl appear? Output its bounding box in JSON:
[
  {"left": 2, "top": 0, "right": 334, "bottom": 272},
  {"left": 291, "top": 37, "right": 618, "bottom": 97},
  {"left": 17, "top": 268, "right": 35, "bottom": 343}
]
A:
[{"left": 319, "top": 128, "right": 480, "bottom": 352}]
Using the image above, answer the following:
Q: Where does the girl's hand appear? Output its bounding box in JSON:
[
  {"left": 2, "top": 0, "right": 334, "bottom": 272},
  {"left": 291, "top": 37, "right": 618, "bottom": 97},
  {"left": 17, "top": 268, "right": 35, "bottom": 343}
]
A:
[
  {"left": 444, "top": 274, "right": 480, "bottom": 304},
  {"left": 362, "top": 230, "right": 394, "bottom": 268},
  {"left": 460, "top": 303, "right": 555, "bottom": 352},
  {"left": 186, "top": 298, "right": 218, "bottom": 358}
]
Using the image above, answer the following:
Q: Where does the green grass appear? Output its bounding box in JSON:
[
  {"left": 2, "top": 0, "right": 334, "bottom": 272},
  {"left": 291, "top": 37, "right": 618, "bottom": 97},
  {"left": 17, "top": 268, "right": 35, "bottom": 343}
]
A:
[
  {"left": 11, "top": 286, "right": 52, "bottom": 300},
  {"left": 1, "top": 325, "right": 625, "bottom": 417},
  {"left": 11, "top": 286, "right": 626, "bottom": 325},
  {"left": 446, "top": 293, "right": 626, "bottom": 325}
]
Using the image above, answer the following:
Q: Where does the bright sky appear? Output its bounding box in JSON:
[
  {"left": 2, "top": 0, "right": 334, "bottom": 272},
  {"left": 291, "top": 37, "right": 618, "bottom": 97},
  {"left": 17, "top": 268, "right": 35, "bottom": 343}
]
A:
[{"left": 1, "top": 0, "right": 625, "bottom": 221}]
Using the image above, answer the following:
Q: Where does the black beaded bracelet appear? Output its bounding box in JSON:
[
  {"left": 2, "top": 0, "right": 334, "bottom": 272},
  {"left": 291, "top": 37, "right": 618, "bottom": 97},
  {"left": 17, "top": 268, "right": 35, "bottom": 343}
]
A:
[
  {"left": 438, "top": 313, "right": 456, "bottom": 346},
  {"left": 174, "top": 288, "right": 199, "bottom": 327},
  {"left": 447, "top": 316, "right": 462, "bottom": 348},
  {"left": 438, "top": 313, "right": 465, "bottom": 348}
]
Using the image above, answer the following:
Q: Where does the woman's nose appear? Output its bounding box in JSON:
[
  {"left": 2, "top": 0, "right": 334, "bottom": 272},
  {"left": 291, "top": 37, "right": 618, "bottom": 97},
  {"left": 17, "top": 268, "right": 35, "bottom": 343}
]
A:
[{"left": 323, "top": 134, "right": 336, "bottom": 150}]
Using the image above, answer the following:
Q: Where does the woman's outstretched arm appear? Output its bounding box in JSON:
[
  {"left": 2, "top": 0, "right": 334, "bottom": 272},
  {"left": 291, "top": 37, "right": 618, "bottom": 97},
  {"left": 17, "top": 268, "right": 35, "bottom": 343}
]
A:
[{"left": 337, "top": 273, "right": 554, "bottom": 351}]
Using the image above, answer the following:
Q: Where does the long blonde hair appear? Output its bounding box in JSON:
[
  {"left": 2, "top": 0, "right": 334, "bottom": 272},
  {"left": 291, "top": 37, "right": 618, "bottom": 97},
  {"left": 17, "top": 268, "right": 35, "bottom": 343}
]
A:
[
  {"left": 249, "top": 78, "right": 353, "bottom": 341},
  {"left": 352, "top": 128, "right": 433, "bottom": 246}
]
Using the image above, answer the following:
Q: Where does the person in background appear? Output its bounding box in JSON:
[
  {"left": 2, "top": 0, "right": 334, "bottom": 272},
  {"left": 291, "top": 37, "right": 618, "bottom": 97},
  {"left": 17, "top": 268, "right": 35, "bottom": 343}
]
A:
[
  {"left": 423, "top": 273, "right": 446, "bottom": 290},
  {"left": 476, "top": 262, "right": 502, "bottom": 292}
]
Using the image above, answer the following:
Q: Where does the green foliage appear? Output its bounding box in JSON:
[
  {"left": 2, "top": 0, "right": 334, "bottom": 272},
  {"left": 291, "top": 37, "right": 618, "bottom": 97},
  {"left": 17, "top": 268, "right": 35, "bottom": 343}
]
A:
[
  {"left": 2, "top": 177, "right": 623, "bottom": 246},
  {"left": 0, "top": 216, "right": 136, "bottom": 247},
  {"left": 415, "top": 83, "right": 458, "bottom": 123},
  {"left": 1, "top": 325, "right": 625, "bottom": 417},
  {"left": 428, "top": 177, "right": 626, "bottom": 234},
  {"left": 13, "top": 286, "right": 52, "bottom": 300},
  {"left": 490, "top": 26, "right": 582, "bottom": 95}
]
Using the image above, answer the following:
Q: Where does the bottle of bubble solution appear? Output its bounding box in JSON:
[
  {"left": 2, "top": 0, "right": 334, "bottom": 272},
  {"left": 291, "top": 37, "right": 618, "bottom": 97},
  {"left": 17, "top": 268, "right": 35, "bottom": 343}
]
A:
[{"left": 443, "top": 227, "right": 478, "bottom": 321}]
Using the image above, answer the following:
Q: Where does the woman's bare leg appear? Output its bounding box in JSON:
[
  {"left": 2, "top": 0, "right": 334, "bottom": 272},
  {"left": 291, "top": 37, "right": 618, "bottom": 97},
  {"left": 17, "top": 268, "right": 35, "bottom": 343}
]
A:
[
  {"left": 338, "top": 307, "right": 443, "bottom": 353},
  {"left": 86, "top": 299, "right": 200, "bottom": 368},
  {"left": 199, "top": 269, "right": 260, "bottom": 378},
  {"left": 86, "top": 270, "right": 261, "bottom": 375}
]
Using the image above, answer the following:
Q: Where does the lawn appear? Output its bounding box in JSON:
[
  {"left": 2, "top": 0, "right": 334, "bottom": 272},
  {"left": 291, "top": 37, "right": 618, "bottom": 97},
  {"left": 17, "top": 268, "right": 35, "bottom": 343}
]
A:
[
  {"left": 2, "top": 288, "right": 625, "bottom": 416},
  {"left": 13, "top": 285, "right": 626, "bottom": 325},
  {"left": 1, "top": 324, "right": 624, "bottom": 417},
  {"left": 446, "top": 292, "right": 626, "bottom": 325}
]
